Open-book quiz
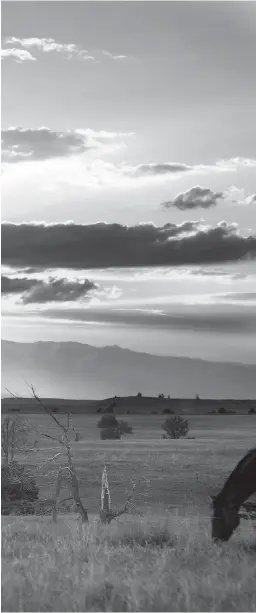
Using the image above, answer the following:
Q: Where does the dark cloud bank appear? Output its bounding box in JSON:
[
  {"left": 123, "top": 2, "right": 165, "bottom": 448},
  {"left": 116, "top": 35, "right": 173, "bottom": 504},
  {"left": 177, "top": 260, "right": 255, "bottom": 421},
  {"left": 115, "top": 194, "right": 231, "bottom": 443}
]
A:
[
  {"left": 2, "top": 221, "right": 256, "bottom": 270},
  {"left": 1, "top": 275, "right": 97, "bottom": 303}
]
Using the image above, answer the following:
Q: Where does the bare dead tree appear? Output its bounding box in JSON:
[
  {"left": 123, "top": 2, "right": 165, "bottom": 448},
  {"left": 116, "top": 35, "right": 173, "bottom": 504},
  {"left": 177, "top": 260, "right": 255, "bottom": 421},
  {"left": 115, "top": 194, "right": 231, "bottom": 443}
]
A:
[{"left": 28, "top": 386, "right": 89, "bottom": 523}]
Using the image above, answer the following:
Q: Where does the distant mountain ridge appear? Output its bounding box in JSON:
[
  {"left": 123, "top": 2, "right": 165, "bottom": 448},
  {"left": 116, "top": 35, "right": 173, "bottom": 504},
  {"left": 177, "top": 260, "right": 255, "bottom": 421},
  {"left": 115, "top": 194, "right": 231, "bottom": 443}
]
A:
[{"left": 2, "top": 339, "right": 256, "bottom": 399}]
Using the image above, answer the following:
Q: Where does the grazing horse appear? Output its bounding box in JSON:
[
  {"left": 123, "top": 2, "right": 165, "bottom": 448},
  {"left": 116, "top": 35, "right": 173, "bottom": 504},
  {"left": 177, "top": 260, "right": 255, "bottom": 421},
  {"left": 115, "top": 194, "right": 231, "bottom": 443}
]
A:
[{"left": 211, "top": 447, "right": 256, "bottom": 542}]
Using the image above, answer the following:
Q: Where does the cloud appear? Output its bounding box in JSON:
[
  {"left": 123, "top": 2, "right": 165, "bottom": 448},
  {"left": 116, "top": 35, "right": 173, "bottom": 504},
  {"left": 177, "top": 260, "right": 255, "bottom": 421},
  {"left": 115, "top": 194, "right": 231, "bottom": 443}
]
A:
[
  {"left": 133, "top": 162, "right": 192, "bottom": 177},
  {"left": 101, "top": 50, "right": 128, "bottom": 60},
  {"left": 2, "top": 220, "right": 256, "bottom": 271},
  {"left": 4, "top": 37, "right": 95, "bottom": 60},
  {"left": 36, "top": 304, "right": 256, "bottom": 335},
  {"left": 1, "top": 48, "right": 36, "bottom": 62},
  {"left": 1, "top": 275, "right": 98, "bottom": 303},
  {"left": 220, "top": 292, "right": 256, "bottom": 303},
  {"left": 161, "top": 185, "right": 224, "bottom": 210},
  {"left": 244, "top": 193, "right": 256, "bottom": 206},
  {"left": 1, "top": 127, "right": 134, "bottom": 163},
  {"left": 1, "top": 127, "right": 92, "bottom": 163}
]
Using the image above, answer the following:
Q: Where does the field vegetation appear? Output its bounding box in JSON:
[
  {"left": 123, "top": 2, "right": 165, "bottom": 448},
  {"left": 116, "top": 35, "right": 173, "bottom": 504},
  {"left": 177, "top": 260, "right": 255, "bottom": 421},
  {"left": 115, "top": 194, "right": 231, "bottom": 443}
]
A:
[{"left": 1, "top": 408, "right": 256, "bottom": 611}]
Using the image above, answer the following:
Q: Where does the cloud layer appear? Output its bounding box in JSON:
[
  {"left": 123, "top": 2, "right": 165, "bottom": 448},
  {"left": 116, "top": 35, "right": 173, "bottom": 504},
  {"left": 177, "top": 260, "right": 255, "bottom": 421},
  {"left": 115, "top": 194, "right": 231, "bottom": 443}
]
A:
[
  {"left": 1, "top": 127, "right": 134, "bottom": 163},
  {"left": 1, "top": 48, "right": 36, "bottom": 62},
  {"left": 1, "top": 275, "right": 98, "bottom": 303},
  {"left": 3, "top": 37, "right": 95, "bottom": 61},
  {"left": 2, "top": 221, "right": 256, "bottom": 271},
  {"left": 3, "top": 37, "right": 128, "bottom": 63},
  {"left": 36, "top": 304, "right": 256, "bottom": 335},
  {"left": 161, "top": 185, "right": 224, "bottom": 210}
]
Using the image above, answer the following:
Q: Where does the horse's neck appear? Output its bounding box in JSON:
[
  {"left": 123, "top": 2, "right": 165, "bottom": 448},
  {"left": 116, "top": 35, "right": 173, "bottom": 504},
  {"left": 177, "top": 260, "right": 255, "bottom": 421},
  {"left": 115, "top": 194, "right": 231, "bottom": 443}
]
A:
[{"left": 220, "top": 448, "right": 256, "bottom": 510}]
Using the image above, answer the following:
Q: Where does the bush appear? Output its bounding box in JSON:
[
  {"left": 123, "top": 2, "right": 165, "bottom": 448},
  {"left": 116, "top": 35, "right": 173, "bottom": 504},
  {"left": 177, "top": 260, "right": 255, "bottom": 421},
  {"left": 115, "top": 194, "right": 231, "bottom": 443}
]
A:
[
  {"left": 97, "top": 414, "right": 119, "bottom": 429},
  {"left": 248, "top": 408, "right": 256, "bottom": 414},
  {"left": 218, "top": 407, "right": 227, "bottom": 414},
  {"left": 100, "top": 428, "right": 121, "bottom": 440},
  {"left": 1, "top": 461, "right": 39, "bottom": 515},
  {"left": 162, "top": 408, "right": 174, "bottom": 414},
  {"left": 118, "top": 420, "right": 133, "bottom": 435},
  {"left": 161, "top": 416, "right": 189, "bottom": 439}
]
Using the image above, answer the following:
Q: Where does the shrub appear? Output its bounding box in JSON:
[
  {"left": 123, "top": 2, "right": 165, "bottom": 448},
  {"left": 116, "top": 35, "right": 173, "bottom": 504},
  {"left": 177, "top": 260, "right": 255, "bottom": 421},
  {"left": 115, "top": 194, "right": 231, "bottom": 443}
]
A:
[
  {"left": 100, "top": 428, "right": 121, "bottom": 440},
  {"left": 1, "top": 461, "right": 39, "bottom": 515},
  {"left": 248, "top": 408, "right": 256, "bottom": 414},
  {"left": 218, "top": 407, "right": 227, "bottom": 414},
  {"left": 162, "top": 408, "right": 174, "bottom": 415},
  {"left": 118, "top": 420, "right": 133, "bottom": 435},
  {"left": 161, "top": 415, "right": 189, "bottom": 439},
  {"left": 97, "top": 414, "right": 119, "bottom": 429}
]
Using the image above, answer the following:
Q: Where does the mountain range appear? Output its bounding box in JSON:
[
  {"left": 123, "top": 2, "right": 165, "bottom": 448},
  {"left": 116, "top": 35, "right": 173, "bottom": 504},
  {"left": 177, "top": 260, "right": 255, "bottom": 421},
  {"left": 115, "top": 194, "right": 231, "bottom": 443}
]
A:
[{"left": 1, "top": 339, "right": 256, "bottom": 399}]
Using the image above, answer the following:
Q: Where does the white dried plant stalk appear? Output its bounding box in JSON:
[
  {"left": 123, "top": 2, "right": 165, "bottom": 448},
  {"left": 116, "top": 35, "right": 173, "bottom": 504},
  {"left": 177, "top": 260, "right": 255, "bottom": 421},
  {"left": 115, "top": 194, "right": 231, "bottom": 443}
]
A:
[{"left": 101, "top": 465, "right": 111, "bottom": 514}]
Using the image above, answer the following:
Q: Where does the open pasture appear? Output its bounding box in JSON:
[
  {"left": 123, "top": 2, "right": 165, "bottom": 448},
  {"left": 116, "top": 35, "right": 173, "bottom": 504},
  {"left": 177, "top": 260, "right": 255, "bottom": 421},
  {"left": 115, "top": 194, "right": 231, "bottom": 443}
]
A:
[
  {"left": 2, "top": 412, "right": 256, "bottom": 612},
  {"left": 9, "top": 412, "right": 256, "bottom": 514}
]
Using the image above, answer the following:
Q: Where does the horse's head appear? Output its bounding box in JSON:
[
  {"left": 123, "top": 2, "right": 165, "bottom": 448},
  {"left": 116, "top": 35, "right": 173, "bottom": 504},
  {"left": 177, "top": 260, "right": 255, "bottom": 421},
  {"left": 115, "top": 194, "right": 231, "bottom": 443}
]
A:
[{"left": 211, "top": 495, "right": 240, "bottom": 542}]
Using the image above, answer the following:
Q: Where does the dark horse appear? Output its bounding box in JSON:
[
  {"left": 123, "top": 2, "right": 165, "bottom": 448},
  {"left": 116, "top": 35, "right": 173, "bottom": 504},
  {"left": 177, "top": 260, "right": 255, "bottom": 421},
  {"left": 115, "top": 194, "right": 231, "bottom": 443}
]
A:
[{"left": 211, "top": 447, "right": 256, "bottom": 542}]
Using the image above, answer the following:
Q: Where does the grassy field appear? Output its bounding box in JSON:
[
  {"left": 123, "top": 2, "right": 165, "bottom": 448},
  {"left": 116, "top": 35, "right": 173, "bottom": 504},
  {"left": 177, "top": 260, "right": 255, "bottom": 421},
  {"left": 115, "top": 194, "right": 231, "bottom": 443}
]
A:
[
  {"left": 2, "top": 512, "right": 256, "bottom": 612},
  {"left": 2, "top": 413, "right": 256, "bottom": 611},
  {"left": 9, "top": 412, "right": 256, "bottom": 512}
]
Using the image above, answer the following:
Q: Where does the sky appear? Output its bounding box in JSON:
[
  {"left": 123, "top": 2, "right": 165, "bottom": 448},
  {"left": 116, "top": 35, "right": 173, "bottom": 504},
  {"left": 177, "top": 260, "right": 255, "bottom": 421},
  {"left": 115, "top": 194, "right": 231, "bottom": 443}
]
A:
[{"left": 1, "top": 1, "right": 256, "bottom": 363}]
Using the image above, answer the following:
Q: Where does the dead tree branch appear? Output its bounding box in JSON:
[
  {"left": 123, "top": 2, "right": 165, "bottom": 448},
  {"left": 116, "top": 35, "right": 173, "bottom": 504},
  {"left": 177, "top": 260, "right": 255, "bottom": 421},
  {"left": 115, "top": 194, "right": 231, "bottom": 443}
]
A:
[{"left": 29, "top": 385, "right": 88, "bottom": 523}]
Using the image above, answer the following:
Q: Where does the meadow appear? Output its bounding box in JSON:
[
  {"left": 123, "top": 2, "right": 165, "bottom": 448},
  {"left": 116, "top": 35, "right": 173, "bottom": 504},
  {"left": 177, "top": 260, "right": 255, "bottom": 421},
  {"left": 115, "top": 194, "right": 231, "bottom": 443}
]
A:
[{"left": 2, "top": 412, "right": 256, "bottom": 611}]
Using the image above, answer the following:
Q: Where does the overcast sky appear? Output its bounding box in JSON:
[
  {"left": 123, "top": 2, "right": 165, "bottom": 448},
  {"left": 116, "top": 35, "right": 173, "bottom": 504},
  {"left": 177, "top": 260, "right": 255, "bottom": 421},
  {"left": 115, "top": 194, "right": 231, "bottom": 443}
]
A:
[{"left": 1, "top": 1, "right": 256, "bottom": 362}]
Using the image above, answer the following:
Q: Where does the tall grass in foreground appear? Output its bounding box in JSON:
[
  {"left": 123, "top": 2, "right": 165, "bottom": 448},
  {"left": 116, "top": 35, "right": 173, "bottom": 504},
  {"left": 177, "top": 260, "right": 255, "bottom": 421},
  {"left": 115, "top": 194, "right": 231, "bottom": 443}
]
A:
[{"left": 2, "top": 513, "right": 255, "bottom": 612}]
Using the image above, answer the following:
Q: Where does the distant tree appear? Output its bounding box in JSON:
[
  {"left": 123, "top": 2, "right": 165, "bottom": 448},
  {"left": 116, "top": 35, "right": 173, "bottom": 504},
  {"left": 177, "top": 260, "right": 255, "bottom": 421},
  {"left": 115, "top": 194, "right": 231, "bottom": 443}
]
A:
[
  {"left": 118, "top": 420, "right": 133, "bottom": 435},
  {"left": 161, "top": 416, "right": 189, "bottom": 439},
  {"left": 158, "top": 393, "right": 165, "bottom": 399},
  {"left": 218, "top": 407, "right": 227, "bottom": 414},
  {"left": 167, "top": 395, "right": 171, "bottom": 400},
  {"left": 137, "top": 392, "right": 142, "bottom": 397},
  {"left": 195, "top": 394, "right": 200, "bottom": 401},
  {"left": 248, "top": 408, "right": 256, "bottom": 414},
  {"left": 100, "top": 428, "right": 121, "bottom": 440},
  {"left": 97, "top": 414, "right": 119, "bottom": 429}
]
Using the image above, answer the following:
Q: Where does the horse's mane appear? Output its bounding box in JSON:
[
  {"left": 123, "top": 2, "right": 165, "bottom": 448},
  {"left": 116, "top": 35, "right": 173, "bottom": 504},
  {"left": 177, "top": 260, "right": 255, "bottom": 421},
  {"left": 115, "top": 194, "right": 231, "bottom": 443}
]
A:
[{"left": 217, "top": 447, "right": 256, "bottom": 507}]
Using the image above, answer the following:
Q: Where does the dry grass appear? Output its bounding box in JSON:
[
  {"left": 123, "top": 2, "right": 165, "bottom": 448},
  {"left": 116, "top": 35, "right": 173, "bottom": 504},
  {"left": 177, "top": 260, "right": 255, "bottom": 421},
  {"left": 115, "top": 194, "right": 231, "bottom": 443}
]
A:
[
  {"left": 8, "top": 413, "right": 256, "bottom": 513},
  {"left": 2, "top": 413, "right": 256, "bottom": 611},
  {"left": 2, "top": 513, "right": 256, "bottom": 612}
]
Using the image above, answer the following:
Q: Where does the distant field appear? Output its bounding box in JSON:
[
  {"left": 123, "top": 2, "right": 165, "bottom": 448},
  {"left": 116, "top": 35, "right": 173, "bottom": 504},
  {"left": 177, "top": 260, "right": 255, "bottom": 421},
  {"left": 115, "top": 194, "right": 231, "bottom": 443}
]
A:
[
  {"left": 2, "top": 395, "right": 256, "bottom": 414},
  {"left": 3, "top": 412, "right": 256, "bottom": 513}
]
